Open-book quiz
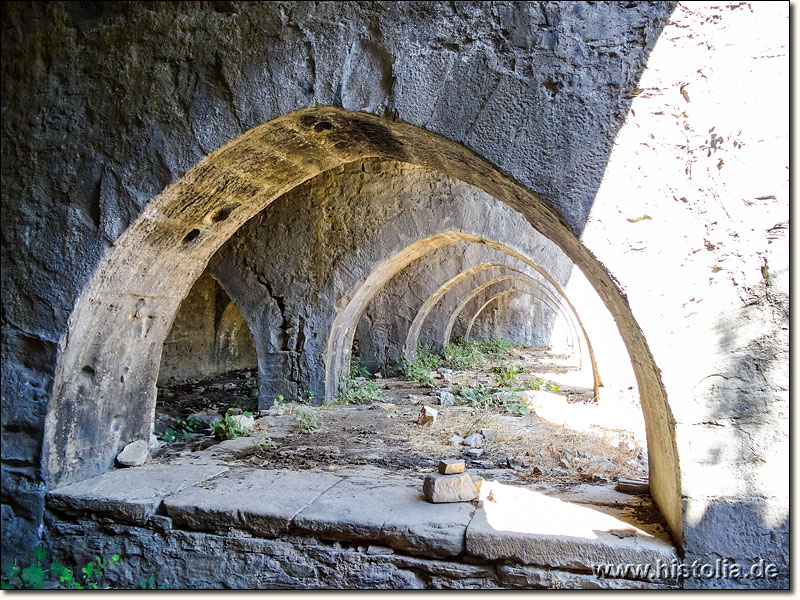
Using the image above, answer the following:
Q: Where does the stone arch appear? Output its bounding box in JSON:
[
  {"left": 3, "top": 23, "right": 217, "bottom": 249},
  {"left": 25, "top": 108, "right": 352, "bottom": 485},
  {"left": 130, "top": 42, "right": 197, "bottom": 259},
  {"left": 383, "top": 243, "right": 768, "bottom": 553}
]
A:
[
  {"left": 206, "top": 158, "right": 572, "bottom": 403},
  {"left": 42, "top": 106, "right": 681, "bottom": 542},
  {"left": 463, "top": 285, "right": 576, "bottom": 354},
  {"left": 355, "top": 239, "right": 582, "bottom": 372},
  {"left": 323, "top": 232, "right": 602, "bottom": 400},
  {"left": 403, "top": 261, "right": 583, "bottom": 364}
]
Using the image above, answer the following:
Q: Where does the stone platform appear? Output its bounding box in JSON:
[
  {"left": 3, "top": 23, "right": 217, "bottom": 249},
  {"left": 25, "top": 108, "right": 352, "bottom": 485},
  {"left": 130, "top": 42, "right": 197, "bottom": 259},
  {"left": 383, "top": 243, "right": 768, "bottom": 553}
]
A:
[{"left": 46, "top": 462, "right": 678, "bottom": 589}]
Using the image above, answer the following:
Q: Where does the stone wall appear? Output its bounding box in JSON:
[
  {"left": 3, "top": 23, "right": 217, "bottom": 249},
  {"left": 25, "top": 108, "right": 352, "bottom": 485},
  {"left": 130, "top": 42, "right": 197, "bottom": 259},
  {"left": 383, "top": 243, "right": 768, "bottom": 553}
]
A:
[{"left": 157, "top": 273, "right": 257, "bottom": 385}]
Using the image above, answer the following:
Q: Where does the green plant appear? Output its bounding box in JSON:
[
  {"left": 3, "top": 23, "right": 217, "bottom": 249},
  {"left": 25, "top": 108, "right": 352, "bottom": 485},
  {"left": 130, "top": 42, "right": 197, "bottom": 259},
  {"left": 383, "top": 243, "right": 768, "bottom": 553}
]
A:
[
  {"left": 503, "top": 396, "right": 531, "bottom": 417},
  {"left": 336, "top": 378, "right": 385, "bottom": 405},
  {"left": 453, "top": 382, "right": 496, "bottom": 409},
  {"left": 253, "top": 433, "right": 277, "bottom": 452},
  {"left": 378, "top": 358, "right": 402, "bottom": 377},
  {"left": 154, "top": 417, "right": 201, "bottom": 444},
  {"left": 477, "top": 336, "right": 512, "bottom": 358},
  {"left": 2, "top": 546, "right": 120, "bottom": 590},
  {"left": 492, "top": 365, "right": 517, "bottom": 387},
  {"left": 443, "top": 339, "right": 486, "bottom": 370},
  {"left": 401, "top": 346, "right": 444, "bottom": 388},
  {"left": 350, "top": 355, "right": 371, "bottom": 379},
  {"left": 139, "top": 574, "right": 165, "bottom": 589},
  {"left": 209, "top": 410, "right": 251, "bottom": 441},
  {"left": 296, "top": 408, "right": 322, "bottom": 433},
  {"left": 415, "top": 345, "right": 444, "bottom": 370}
]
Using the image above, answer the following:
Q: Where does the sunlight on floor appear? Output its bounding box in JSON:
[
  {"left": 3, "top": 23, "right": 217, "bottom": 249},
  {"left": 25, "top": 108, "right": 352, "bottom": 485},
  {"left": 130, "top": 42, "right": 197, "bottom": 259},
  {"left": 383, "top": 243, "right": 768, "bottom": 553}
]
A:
[
  {"left": 520, "top": 389, "right": 647, "bottom": 446},
  {"left": 480, "top": 479, "right": 653, "bottom": 539}
]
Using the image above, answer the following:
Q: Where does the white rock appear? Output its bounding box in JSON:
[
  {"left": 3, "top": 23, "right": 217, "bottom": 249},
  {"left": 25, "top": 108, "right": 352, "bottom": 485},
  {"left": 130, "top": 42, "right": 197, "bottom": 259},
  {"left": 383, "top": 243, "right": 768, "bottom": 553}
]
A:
[
  {"left": 148, "top": 434, "right": 165, "bottom": 451},
  {"left": 439, "top": 391, "right": 456, "bottom": 406},
  {"left": 231, "top": 414, "right": 255, "bottom": 432},
  {"left": 450, "top": 435, "right": 464, "bottom": 446},
  {"left": 223, "top": 382, "right": 239, "bottom": 391},
  {"left": 116, "top": 440, "right": 148, "bottom": 467},
  {"left": 480, "top": 428, "right": 498, "bottom": 440},
  {"left": 462, "top": 433, "right": 484, "bottom": 447}
]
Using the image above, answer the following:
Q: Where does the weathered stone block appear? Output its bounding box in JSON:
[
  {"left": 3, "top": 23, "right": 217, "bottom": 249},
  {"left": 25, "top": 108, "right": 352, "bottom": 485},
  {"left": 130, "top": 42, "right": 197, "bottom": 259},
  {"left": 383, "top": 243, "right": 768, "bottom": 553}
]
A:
[
  {"left": 116, "top": 440, "right": 148, "bottom": 467},
  {"left": 423, "top": 473, "right": 477, "bottom": 503},
  {"left": 438, "top": 459, "right": 465, "bottom": 475}
]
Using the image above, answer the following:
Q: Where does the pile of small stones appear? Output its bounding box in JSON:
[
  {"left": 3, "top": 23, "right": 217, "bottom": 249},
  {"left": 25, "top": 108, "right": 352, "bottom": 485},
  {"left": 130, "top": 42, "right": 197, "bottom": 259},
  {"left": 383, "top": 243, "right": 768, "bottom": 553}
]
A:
[{"left": 422, "top": 459, "right": 484, "bottom": 503}]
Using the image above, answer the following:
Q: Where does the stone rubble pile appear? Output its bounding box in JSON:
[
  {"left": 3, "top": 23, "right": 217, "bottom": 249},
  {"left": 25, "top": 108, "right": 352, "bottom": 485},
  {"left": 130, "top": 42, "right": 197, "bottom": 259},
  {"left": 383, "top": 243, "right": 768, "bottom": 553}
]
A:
[{"left": 422, "top": 459, "right": 484, "bottom": 504}]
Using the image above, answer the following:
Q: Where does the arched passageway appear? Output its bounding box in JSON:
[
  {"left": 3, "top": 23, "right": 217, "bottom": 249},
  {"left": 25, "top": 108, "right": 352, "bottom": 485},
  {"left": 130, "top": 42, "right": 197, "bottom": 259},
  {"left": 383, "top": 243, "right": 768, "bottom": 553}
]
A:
[
  {"left": 463, "top": 285, "right": 577, "bottom": 355},
  {"left": 43, "top": 106, "right": 681, "bottom": 543}
]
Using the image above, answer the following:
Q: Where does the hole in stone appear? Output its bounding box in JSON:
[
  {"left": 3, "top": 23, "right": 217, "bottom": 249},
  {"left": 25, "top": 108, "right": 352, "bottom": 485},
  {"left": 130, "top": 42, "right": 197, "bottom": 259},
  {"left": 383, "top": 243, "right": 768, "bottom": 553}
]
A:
[
  {"left": 207, "top": 205, "right": 236, "bottom": 224},
  {"left": 81, "top": 365, "right": 95, "bottom": 379},
  {"left": 183, "top": 229, "right": 201, "bottom": 243},
  {"left": 313, "top": 121, "right": 333, "bottom": 133}
]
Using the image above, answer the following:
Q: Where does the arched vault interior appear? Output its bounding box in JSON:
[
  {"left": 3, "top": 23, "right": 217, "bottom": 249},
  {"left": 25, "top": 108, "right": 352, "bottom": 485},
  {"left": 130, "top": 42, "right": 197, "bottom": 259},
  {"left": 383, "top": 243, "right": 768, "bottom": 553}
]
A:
[{"left": 43, "top": 107, "right": 682, "bottom": 544}]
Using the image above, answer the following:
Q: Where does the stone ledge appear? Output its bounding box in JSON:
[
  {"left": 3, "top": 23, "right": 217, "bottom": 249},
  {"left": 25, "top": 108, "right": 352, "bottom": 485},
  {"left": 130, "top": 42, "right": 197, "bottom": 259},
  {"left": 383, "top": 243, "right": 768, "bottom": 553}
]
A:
[
  {"left": 46, "top": 464, "right": 228, "bottom": 523},
  {"left": 292, "top": 470, "right": 474, "bottom": 557},
  {"left": 163, "top": 469, "right": 341, "bottom": 537},
  {"left": 466, "top": 480, "right": 677, "bottom": 581}
]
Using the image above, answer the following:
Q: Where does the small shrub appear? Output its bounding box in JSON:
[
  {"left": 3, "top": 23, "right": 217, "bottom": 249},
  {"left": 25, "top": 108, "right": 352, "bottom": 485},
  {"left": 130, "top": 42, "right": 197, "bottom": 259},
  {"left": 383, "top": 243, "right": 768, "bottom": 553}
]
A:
[
  {"left": 477, "top": 336, "right": 512, "bottom": 358},
  {"left": 502, "top": 396, "right": 531, "bottom": 417},
  {"left": 209, "top": 411, "right": 251, "bottom": 441},
  {"left": 350, "top": 356, "right": 371, "bottom": 379},
  {"left": 296, "top": 408, "right": 322, "bottom": 433},
  {"left": 154, "top": 417, "right": 201, "bottom": 444},
  {"left": 2, "top": 547, "right": 120, "bottom": 590},
  {"left": 337, "top": 378, "right": 385, "bottom": 405},
  {"left": 453, "top": 382, "right": 496, "bottom": 409},
  {"left": 492, "top": 365, "right": 517, "bottom": 387},
  {"left": 443, "top": 339, "right": 485, "bottom": 370}
]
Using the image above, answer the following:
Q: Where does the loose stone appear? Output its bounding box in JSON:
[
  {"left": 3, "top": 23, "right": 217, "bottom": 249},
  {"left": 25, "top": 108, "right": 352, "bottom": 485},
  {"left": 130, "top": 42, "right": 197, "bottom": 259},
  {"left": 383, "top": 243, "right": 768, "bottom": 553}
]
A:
[
  {"left": 116, "top": 440, "right": 149, "bottom": 467},
  {"left": 462, "top": 433, "right": 484, "bottom": 448},
  {"left": 438, "top": 459, "right": 465, "bottom": 475},
  {"left": 417, "top": 406, "right": 438, "bottom": 425},
  {"left": 422, "top": 473, "right": 477, "bottom": 503},
  {"left": 439, "top": 391, "right": 456, "bottom": 406}
]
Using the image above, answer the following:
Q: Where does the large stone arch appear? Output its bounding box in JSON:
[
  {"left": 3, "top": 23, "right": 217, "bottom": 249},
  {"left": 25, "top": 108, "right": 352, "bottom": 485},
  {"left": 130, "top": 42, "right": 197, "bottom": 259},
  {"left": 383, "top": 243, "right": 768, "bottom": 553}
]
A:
[
  {"left": 463, "top": 284, "right": 577, "bottom": 352},
  {"left": 402, "top": 257, "right": 584, "bottom": 362},
  {"left": 40, "top": 107, "right": 681, "bottom": 542},
  {"left": 464, "top": 288, "right": 569, "bottom": 350},
  {"left": 206, "top": 159, "right": 571, "bottom": 402},
  {"left": 6, "top": 3, "right": 786, "bottom": 575}
]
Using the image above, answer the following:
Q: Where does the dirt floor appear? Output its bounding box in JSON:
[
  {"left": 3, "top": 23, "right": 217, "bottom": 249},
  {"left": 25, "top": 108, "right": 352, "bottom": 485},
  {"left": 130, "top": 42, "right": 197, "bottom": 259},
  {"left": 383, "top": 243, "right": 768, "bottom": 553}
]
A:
[{"left": 153, "top": 345, "right": 649, "bottom": 487}]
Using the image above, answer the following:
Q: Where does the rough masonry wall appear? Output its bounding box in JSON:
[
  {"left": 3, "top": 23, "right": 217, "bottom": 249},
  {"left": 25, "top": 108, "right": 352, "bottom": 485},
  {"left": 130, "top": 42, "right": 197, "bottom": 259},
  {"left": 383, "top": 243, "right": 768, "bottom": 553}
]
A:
[
  {"left": 450, "top": 279, "right": 551, "bottom": 344},
  {"left": 208, "top": 158, "right": 570, "bottom": 402},
  {"left": 468, "top": 291, "right": 551, "bottom": 347}
]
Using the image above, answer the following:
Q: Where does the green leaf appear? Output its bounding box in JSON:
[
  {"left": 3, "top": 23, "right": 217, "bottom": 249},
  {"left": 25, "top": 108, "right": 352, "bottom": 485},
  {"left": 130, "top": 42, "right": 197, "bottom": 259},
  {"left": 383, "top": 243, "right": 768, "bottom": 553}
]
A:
[
  {"left": 32, "top": 546, "right": 47, "bottom": 564},
  {"left": 111, "top": 554, "right": 120, "bottom": 565},
  {"left": 20, "top": 565, "right": 45, "bottom": 589},
  {"left": 4, "top": 563, "right": 21, "bottom": 580},
  {"left": 1, "top": 579, "right": 18, "bottom": 590}
]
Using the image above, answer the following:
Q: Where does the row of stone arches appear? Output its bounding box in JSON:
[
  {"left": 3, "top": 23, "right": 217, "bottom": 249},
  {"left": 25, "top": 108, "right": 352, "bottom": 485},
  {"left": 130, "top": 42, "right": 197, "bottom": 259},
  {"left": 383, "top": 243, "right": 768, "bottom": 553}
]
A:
[{"left": 42, "top": 106, "right": 681, "bottom": 544}]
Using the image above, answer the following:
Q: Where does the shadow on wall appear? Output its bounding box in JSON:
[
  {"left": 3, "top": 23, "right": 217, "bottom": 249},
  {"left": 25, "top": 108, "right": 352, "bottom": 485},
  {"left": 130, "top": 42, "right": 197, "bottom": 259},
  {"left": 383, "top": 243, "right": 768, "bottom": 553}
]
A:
[{"left": 679, "top": 298, "right": 789, "bottom": 587}]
